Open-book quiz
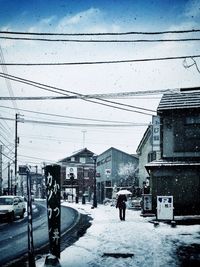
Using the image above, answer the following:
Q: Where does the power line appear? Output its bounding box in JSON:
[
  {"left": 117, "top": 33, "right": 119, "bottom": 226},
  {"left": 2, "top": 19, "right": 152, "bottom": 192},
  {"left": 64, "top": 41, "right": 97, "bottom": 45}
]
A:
[
  {"left": 18, "top": 154, "right": 55, "bottom": 162},
  {"left": 0, "top": 72, "right": 155, "bottom": 115},
  {"left": 0, "top": 116, "right": 150, "bottom": 127},
  {"left": 1, "top": 151, "right": 14, "bottom": 162},
  {"left": 0, "top": 121, "right": 13, "bottom": 136},
  {"left": 1, "top": 54, "right": 200, "bottom": 66},
  {"left": 0, "top": 45, "right": 18, "bottom": 111},
  {"left": 1, "top": 36, "right": 200, "bottom": 43},
  {"left": 0, "top": 105, "right": 140, "bottom": 124},
  {"left": 1, "top": 29, "right": 200, "bottom": 36},
  {"left": 0, "top": 133, "right": 14, "bottom": 148}
]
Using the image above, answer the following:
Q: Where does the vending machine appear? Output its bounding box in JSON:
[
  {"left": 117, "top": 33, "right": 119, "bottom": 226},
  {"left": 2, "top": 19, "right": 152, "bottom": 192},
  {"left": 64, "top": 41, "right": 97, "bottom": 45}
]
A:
[{"left": 157, "top": 196, "right": 174, "bottom": 220}]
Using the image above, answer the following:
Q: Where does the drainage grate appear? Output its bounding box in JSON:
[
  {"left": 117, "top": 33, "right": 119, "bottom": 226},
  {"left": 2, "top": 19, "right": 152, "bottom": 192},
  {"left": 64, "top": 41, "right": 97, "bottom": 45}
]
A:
[{"left": 102, "top": 253, "right": 134, "bottom": 258}]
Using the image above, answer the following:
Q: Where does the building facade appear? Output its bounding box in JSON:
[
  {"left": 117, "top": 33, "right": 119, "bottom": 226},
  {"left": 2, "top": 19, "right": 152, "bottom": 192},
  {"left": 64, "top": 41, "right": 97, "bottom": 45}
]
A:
[
  {"left": 96, "top": 147, "right": 139, "bottom": 203},
  {"left": 136, "top": 124, "right": 161, "bottom": 188},
  {"left": 146, "top": 91, "right": 200, "bottom": 215},
  {"left": 58, "top": 148, "right": 95, "bottom": 201},
  {"left": 17, "top": 165, "right": 45, "bottom": 199}
]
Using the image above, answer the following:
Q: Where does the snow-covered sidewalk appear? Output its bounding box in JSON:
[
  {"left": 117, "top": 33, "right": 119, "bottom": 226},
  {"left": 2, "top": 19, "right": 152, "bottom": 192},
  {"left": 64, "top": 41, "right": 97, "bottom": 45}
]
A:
[{"left": 37, "top": 202, "right": 200, "bottom": 267}]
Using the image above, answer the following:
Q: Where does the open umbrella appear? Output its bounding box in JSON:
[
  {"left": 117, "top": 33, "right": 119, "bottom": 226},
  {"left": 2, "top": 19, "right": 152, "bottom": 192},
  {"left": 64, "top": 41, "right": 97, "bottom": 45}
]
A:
[{"left": 116, "top": 189, "right": 132, "bottom": 195}]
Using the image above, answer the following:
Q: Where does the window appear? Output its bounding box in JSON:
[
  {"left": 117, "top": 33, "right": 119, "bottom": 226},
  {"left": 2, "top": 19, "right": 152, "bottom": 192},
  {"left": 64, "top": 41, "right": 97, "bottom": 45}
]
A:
[
  {"left": 174, "top": 115, "right": 200, "bottom": 152},
  {"left": 147, "top": 151, "right": 156, "bottom": 162},
  {"left": 105, "top": 181, "right": 111, "bottom": 187},
  {"left": 79, "top": 157, "right": 86, "bottom": 163}
]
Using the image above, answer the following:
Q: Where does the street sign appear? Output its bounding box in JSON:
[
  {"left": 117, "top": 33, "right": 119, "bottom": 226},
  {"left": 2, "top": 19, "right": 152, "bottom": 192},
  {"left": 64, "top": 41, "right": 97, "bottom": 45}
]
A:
[
  {"left": 19, "top": 165, "right": 27, "bottom": 175},
  {"left": 45, "top": 165, "right": 61, "bottom": 259},
  {"left": 152, "top": 115, "right": 160, "bottom": 151},
  {"left": 157, "top": 196, "right": 174, "bottom": 220}
]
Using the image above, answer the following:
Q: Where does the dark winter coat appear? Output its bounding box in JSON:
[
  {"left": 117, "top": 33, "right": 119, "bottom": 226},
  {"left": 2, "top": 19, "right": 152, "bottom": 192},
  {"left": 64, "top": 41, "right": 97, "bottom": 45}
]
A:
[{"left": 116, "top": 194, "right": 127, "bottom": 209}]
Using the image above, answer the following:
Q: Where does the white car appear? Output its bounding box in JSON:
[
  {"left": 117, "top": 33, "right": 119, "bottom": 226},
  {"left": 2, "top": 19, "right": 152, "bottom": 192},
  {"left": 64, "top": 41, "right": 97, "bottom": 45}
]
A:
[{"left": 0, "top": 196, "right": 26, "bottom": 222}]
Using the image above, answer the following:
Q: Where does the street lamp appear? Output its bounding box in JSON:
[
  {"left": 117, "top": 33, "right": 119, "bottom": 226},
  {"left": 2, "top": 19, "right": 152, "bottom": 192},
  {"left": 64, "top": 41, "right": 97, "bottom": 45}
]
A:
[
  {"left": 82, "top": 166, "right": 86, "bottom": 204},
  {"left": 92, "top": 155, "right": 97, "bottom": 208}
]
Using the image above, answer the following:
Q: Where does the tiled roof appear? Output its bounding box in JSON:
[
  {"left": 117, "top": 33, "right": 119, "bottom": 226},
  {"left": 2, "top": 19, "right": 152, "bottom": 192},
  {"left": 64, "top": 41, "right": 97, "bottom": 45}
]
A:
[{"left": 157, "top": 91, "right": 200, "bottom": 112}]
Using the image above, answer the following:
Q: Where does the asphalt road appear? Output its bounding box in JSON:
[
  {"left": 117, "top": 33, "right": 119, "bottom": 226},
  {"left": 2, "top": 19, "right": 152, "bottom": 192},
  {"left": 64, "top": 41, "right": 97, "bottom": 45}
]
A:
[{"left": 0, "top": 200, "right": 79, "bottom": 266}]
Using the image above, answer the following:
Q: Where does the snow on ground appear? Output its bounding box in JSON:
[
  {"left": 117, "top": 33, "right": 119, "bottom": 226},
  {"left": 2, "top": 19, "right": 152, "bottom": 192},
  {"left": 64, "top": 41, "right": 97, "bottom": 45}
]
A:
[{"left": 37, "top": 202, "right": 200, "bottom": 267}]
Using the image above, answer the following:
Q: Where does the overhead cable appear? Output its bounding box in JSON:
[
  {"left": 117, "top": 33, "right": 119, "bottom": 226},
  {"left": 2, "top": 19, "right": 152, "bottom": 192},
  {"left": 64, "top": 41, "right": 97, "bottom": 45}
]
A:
[
  {"left": 0, "top": 72, "right": 155, "bottom": 115},
  {"left": 0, "top": 45, "right": 18, "bottom": 111},
  {"left": 0, "top": 105, "right": 140, "bottom": 124},
  {"left": 0, "top": 116, "right": 150, "bottom": 127},
  {"left": 1, "top": 54, "right": 200, "bottom": 66},
  {"left": 1, "top": 36, "right": 200, "bottom": 42},
  {"left": 1, "top": 29, "right": 200, "bottom": 36},
  {"left": 1, "top": 151, "right": 14, "bottom": 162}
]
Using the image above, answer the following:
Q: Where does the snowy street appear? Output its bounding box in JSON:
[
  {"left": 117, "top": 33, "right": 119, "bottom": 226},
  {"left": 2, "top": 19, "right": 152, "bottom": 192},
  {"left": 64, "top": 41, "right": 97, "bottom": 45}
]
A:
[{"left": 37, "top": 202, "right": 200, "bottom": 267}]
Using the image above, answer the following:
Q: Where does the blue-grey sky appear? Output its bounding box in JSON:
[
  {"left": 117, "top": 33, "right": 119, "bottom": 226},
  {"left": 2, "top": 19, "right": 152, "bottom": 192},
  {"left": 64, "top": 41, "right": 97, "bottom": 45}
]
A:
[{"left": 0, "top": 0, "right": 199, "bottom": 31}]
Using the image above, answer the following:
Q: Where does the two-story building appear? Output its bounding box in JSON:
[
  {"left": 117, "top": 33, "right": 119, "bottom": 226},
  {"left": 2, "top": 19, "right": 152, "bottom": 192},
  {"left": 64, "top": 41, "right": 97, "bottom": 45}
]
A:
[
  {"left": 96, "top": 147, "right": 139, "bottom": 203},
  {"left": 58, "top": 148, "right": 96, "bottom": 201},
  {"left": 146, "top": 91, "right": 200, "bottom": 215}
]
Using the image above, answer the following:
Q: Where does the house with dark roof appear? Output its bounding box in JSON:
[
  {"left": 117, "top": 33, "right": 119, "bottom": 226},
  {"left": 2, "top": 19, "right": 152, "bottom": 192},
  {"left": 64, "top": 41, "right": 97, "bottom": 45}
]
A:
[
  {"left": 58, "top": 148, "right": 96, "bottom": 201},
  {"left": 146, "top": 91, "right": 200, "bottom": 215}
]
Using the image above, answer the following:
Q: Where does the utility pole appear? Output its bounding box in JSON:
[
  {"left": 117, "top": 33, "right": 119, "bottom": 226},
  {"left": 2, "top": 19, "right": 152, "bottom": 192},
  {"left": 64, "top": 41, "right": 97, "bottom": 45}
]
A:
[
  {"left": 10, "top": 169, "right": 13, "bottom": 195},
  {"left": 8, "top": 162, "right": 10, "bottom": 195},
  {"left": 92, "top": 155, "right": 97, "bottom": 208},
  {"left": 15, "top": 113, "right": 18, "bottom": 179},
  {"left": 14, "top": 113, "right": 21, "bottom": 195}
]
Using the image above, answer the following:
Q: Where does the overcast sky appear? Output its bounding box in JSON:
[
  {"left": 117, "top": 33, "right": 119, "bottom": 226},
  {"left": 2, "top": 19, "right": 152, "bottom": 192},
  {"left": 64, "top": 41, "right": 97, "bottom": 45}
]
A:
[{"left": 0, "top": 0, "right": 200, "bottom": 174}]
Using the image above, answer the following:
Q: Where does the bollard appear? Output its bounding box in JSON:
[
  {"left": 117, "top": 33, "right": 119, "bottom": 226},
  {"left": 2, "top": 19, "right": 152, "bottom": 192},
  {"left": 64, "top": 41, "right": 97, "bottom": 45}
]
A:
[
  {"left": 44, "top": 254, "right": 61, "bottom": 267},
  {"left": 171, "top": 220, "right": 176, "bottom": 228},
  {"left": 82, "top": 195, "right": 85, "bottom": 204}
]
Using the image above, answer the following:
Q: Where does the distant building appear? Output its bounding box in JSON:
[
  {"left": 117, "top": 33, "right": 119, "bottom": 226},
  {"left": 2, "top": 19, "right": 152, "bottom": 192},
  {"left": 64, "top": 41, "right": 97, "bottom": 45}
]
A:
[
  {"left": 58, "top": 148, "right": 96, "bottom": 201},
  {"left": 18, "top": 165, "right": 45, "bottom": 199},
  {"left": 146, "top": 91, "right": 200, "bottom": 215},
  {"left": 136, "top": 124, "right": 161, "bottom": 188},
  {"left": 96, "top": 147, "right": 139, "bottom": 203}
]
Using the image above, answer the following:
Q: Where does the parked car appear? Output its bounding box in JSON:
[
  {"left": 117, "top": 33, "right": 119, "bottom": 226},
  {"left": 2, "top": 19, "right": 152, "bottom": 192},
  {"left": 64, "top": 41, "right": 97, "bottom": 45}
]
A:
[
  {"left": 0, "top": 196, "right": 26, "bottom": 222},
  {"left": 127, "top": 197, "right": 142, "bottom": 210}
]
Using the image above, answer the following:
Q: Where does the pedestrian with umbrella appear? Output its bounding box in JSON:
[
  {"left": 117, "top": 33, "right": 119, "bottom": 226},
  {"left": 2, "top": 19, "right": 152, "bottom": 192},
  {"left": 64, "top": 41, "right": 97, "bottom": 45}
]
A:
[{"left": 116, "top": 189, "right": 132, "bottom": 221}]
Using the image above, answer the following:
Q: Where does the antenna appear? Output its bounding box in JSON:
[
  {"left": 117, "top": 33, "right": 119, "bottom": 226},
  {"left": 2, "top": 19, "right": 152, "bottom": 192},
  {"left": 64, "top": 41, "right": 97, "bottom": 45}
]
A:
[{"left": 81, "top": 130, "right": 87, "bottom": 148}]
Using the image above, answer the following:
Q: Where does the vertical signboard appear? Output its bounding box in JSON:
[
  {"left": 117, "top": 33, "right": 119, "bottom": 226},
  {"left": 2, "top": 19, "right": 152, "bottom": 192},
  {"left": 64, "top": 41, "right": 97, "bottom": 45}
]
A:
[
  {"left": 157, "top": 196, "right": 174, "bottom": 220},
  {"left": 45, "top": 165, "right": 61, "bottom": 258},
  {"left": 152, "top": 115, "right": 160, "bottom": 151}
]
